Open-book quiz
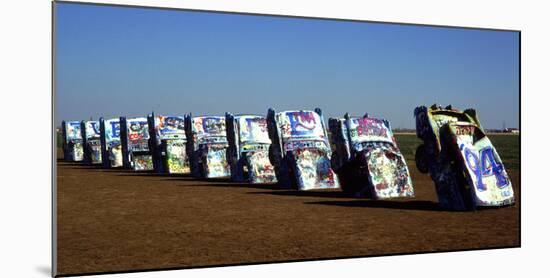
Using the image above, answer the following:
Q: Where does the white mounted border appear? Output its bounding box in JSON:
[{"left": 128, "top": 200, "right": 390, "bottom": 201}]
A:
[{"left": 1, "top": 1, "right": 548, "bottom": 278}]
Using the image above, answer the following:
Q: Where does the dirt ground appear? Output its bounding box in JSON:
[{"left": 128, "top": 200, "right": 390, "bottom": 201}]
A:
[{"left": 56, "top": 158, "right": 519, "bottom": 276}]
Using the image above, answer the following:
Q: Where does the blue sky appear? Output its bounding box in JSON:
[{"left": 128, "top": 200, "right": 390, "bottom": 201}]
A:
[{"left": 55, "top": 3, "right": 519, "bottom": 129}]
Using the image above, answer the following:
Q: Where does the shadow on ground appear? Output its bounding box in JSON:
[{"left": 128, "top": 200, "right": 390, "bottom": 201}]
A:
[
  {"left": 175, "top": 182, "right": 281, "bottom": 190},
  {"left": 116, "top": 171, "right": 184, "bottom": 177},
  {"left": 304, "top": 199, "right": 443, "bottom": 211},
  {"left": 247, "top": 190, "right": 354, "bottom": 198}
]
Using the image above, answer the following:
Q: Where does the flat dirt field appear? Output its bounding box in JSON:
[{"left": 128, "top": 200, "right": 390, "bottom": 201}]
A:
[{"left": 56, "top": 134, "right": 520, "bottom": 276}]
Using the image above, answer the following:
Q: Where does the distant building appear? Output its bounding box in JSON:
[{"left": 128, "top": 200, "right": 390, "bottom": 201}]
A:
[{"left": 503, "top": 128, "right": 519, "bottom": 134}]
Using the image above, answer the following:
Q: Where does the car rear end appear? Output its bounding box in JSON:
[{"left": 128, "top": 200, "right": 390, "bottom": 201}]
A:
[
  {"left": 276, "top": 110, "right": 340, "bottom": 190},
  {"left": 190, "top": 116, "right": 231, "bottom": 178},
  {"left": 123, "top": 117, "right": 153, "bottom": 171},
  {"left": 235, "top": 115, "right": 277, "bottom": 184},
  {"left": 340, "top": 116, "right": 413, "bottom": 198},
  {"left": 151, "top": 115, "right": 189, "bottom": 174},
  {"left": 444, "top": 122, "right": 515, "bottom": 208}
]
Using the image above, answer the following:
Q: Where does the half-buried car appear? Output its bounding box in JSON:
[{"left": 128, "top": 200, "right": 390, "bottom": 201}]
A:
[
  {"left": 414, "top": 104, "right": 514, "bottom": 210},
  {"left": 185, "top": 115, "right": 230, "bottom": 178},
  {"left": 329, "top": 113, "right": 414, "bottom": 199},
  {"left": 61, "top": 120, "right": 84, "bottom": 162},
  {"left": 149, "top": 113, "right": 189, "bottom": 174},
  {"left": 267, "top": 108, "right": 339, "bottom": 190},
  {"left": 226, "top": 113, "right": 277, "bottom": 184},
  {"left": 120, "top": 116, "right": 154, "bottom": 171}
]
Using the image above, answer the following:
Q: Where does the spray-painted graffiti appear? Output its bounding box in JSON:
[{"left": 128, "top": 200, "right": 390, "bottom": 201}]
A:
[
  {"left": 84, "top": 121, "right": 101, "bottom": 140},
  {"left": 151, "top": 115, "right": 189, "bottom": 174},
  {"left": 431, "top": 114, "right": 459, "bottom": 134},
  {"left": 103, "top": 118, "right": 123, "bottom": 168},
  {"left": 245, "top": 151, "right": 277, "bottom": 184},
  {"left": 193, "top": 117, "right": 226, "bottom": 137},
  {"left": 227, "top": 114, "right": 277, "bottom": 184},
  {"left": 132, "top": 154, "right": 154, "bottom": 171},
  {"left": 187, "top": 116, "right": 230, "bottom": 178},
  {"left": 127, "top": 118, "right": 150, "bottom": 152},
  {"left": 464, "top": 147, "right": 508, "bottom": 190},
  {"left": 268, "top": 109, "right": 339, "bottom": 190},
  {"left": 201, "top": 145, "right": 230, "bottom": 178},
  {"left": 278, "top": 111, "right": 325, "bottom": 139},
  {"left": 83, "top": 121, "right": 102, "bottom": 164},
  {"left": 165, "top": 140, "right": 189, "bottom": 174},
  {"left": 69, "top": 142, "right": 84, "bottom": 161},
  {"left": 105, "top": 119, "right": 121, "bottom": 143},
  {"left": 109, "top": 143, "right": 123, "bottom": 168},
  {"left": 154, "top": 116, "right": 186, "bottom": 141},
  {"left": 414, "top": 105, "right": 514, "bottom": 210},
  {"left": 329, "top": 115, "right": 413, "bottom": 198},
  {"left": 124, "top": 117, "right": 153, "bottom": 171},
  {"left": 63, "top": 121, "right": 84, "bottom": 161},
  {"left": 65, "top": 121, "right": 82, "bottom": 140},
  {"left": 293, "top": 148, "right": 338, "bottom": 190},
  {"left": 348, "top": 117, "right": 393, "bottom": 145},
  {"left": 88, "top": 140, "right": 102, "bottom": 163},
  {"left": 365, "top": 147, "right": 414, "bottom": 198},
  {"left": 238, "top": 117, "right": 271, "bottom": 144},
  {"left": 451, "top": 124, "right": 514, "bottom": 207}
]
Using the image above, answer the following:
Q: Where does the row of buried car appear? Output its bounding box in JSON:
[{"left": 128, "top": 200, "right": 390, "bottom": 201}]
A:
[{"left": 61, "top": 104, "right": 515, "bottom": 211}]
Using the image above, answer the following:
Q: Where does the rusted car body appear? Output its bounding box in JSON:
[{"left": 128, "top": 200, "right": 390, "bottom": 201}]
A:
[
  {"left": 120, "top": 116, "right": 154, "bottom": 171},
  {"left": 185, "top": 115, "right": 230, "bottom": 178},
  {"left": 415, "top": 104, "right": 514, "bottom": 210},
  {"left": 149, "top": 114, "right": 189, "bottom": 174},
  {"left": 267, "top": 108, "right": 339, "bottom": 190},
  {"left": 329, "top": 114, "right": 414, "bottom": 199},
  {"left": 61, "top": 120, "right": 84, "bottom": 161},
  {"left": 226, "top": 113, "right": 277, "bottom": 184},
  {"left": 81, "top": 120, "right": 102, "bottom": 164}
]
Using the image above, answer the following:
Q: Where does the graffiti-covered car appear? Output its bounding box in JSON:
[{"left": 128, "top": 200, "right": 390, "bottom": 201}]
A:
[
  {"left": 329, "top": 114, "right": 414, "bottom": 199},
  {"left": 415, "top": 104, "right": 515, "bottom": 210},
  {"left": 61, "top": 120, "right": 84, "bottom": 161},
  {"left": 149, "top": 114, "right": 189, "bottom": 174},
  {"left": 267, "top": 108, "right": 339, "bottom": 190},
  {"left": 185, "top": 115, "right": 230, "bottom": 178},
  {"left": 226, "top": 113, "right": 277, "bottom": 184},
  {"left": 120, "top": 116, "right": 153, "bottom": 171},
  {"left": 100, "top": 117, "right": 123, "bottom": 168},
  {"left": 81, "top": 120, "right": 102, "bottom": 164}
]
